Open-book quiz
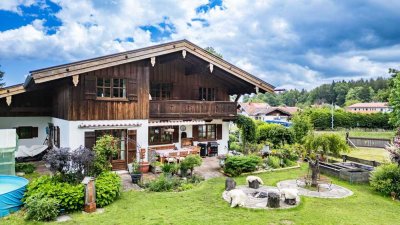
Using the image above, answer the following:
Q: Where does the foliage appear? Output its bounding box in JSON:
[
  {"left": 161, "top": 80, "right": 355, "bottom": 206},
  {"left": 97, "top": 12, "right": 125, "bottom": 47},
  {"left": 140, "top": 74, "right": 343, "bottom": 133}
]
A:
[
  {"left": 24, "top": 194, "right": 59, "bottom": 221},
  {"left": 186, "top": 174, "right": 205, "bottom": 184},
  {"left": 223, "top": 155, "right": 262, "bottom": 176},
  {"left": 15, "top": 163, "right": 36, "bottom": 174},
  {"left": 204, "top": 46, "right": 223, "bottom": 58},
  {"left": 147, "top": 174, "right": 182, "bottom": 192},
  {"left": 305, "top": 107, "right": 393, "bottom": 130},
  {"left": 257, "top": 123, "right": 294, "bottom": 147},
  {"left": 95, "top": 171, "right": 121, "bottom": 207},
  {"left": 370, "top": 164, "right": 400, "bottom": 198},
  {"left": 304, "top": 133, "right": 349, "bottom": 158},
  {"left": 93, "top": 135, "right": 119, "bottom": 175},
  {"left": 229, "top": 142, "right": 242, "bottom": 151},
  {"left": 161, "top": 163, "right": 179, "bottom": 175},
  {"left": 177, "top": 183, "right": 194, "bottom": 191},
  {"left": 266, "top": 156, "right": 281, "bottom": 169},
  {"left": 180, "top": 155, "right": 202, "bottom": 176},
  {"left": 0, "top": 65, "right": 4, "bottom": 88},
  {"left": 243, "top": 142, "right": 264, "bottom": 154},
  {"left": 243, "top": 77, "right": 390, "bottom": 107},
  {"left": 389, "top": 69, "right": 400, "bottom": 126},
  {"left": 291, "top": 114, "right": 313, "bottom": 143},
  {"left": 235, "top": 115, "right": 257, "bottom": 154},
  {"left": 44, "top": 147, "right": 95, "bottom": 183},
  {"left": 24, "top": 175, "right": 84, "bottom": 212}
]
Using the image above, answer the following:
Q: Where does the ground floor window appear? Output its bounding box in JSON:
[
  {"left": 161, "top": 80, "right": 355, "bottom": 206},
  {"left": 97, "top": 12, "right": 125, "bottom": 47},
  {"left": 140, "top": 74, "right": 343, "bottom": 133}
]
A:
[
  {"left": 149, "top": 127, "right": 174, "bottom": 145},
  {"left": 198, "top": 124, "right": 216, "bottom": 140},
  {"left": 16, "top": 126, "right": 38, "bottom": 139}
]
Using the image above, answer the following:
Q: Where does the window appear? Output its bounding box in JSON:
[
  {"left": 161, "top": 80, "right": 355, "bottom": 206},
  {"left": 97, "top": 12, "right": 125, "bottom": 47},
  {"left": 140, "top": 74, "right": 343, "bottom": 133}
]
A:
[
  {"left": 199, "top": 87, "right": 216, "bottom": 101},
  {"left": 96, "top": 78, "right": 126, "bottom": 98},
  {"left": 198, "top": 124, "right": 216, "bottom": 140},
  {"left": 149, "top": 127, "right": 173, "bottom": 145},
  {"left": 16, "top": 126, "right": 38, "bottom": 139},
  {"left": 150, "top": 83, "right": 172, "bottom": 100}
]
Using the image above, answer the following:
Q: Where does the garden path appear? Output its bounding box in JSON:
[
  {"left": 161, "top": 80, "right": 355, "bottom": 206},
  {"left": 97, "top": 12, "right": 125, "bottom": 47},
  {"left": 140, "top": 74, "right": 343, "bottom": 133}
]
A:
[
  {"left": 277, "top": 179, "right": 353, "bottom": 198},
  {"left": 194, "top": 156, "right": 225, "bottom": 180}
]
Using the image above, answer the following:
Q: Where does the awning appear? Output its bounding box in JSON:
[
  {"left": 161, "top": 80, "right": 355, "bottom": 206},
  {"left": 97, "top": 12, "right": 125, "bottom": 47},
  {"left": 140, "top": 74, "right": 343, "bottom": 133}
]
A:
[
  {"left": 148, "top": 120, "right": 206, "bottom": 127},
  {"left": 78, "top": 122, "right": 142, "bottom": 129}
]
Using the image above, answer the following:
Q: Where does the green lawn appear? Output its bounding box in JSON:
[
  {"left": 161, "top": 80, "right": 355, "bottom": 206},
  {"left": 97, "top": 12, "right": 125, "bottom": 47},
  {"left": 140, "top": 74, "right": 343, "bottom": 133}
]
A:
[
  {"left": 4, "top": 165, "right": 400, "bottom": 225},
  {"left": 316, "top": 130, "right": 395, "bottom": 139},
  {"left": 347, "top": 147, "right": 390, "bottom": 163}
]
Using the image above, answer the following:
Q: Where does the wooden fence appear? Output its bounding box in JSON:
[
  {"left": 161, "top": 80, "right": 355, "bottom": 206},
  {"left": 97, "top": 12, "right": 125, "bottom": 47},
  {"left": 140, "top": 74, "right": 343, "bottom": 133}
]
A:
[{"left": 347, "top": 136, "right": 391, "bottom": 148}]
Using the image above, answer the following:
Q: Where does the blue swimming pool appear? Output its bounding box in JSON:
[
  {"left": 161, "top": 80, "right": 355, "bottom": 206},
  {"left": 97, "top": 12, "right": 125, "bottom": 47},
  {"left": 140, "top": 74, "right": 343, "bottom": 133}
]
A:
[{"left": 0, "top": 175, "right": 29, "bottom": 217}]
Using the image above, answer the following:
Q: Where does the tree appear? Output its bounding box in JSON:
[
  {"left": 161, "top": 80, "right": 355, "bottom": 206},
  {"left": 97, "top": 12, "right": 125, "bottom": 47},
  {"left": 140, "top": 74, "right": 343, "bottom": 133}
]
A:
[
  {"left": 235, "top": 115, "right": 257, "bottom": 154},
  {"left": 304, "top": 132, "right": 349, "bottom": 186},
  {"left": 204, "top": 46, "right": 223, "bottom": 58},
  {"left": 291, "top": 114, "right": 313, "bottom": 143},
  {"left": 389, "top": 69, "right": 400, "bottom": 126},
  {"left": 0, "top": 65, "right": 5, "bottom": 88}
]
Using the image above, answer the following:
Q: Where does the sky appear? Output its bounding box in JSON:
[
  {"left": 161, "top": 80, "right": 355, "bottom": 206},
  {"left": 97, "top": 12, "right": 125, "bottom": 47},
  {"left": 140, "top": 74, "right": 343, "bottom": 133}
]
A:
[{"left": 0, "top": 0, "right": 400, "bottom": 90}]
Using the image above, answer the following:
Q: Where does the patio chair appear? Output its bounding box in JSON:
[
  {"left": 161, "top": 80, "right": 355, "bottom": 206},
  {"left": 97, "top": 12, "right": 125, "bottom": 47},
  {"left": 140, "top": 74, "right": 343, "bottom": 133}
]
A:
[
  {"left": 178, "top": 151, "right": 188, "bottom": 162},
  {"left": 166, "top": 152, "right": 178, "bottom": 163}
]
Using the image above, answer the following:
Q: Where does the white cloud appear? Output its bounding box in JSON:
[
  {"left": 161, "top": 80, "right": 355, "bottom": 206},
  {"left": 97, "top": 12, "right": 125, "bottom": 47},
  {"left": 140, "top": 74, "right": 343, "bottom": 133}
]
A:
[{"left": 0, "top": 0, "right": 36, "bottom": 15}]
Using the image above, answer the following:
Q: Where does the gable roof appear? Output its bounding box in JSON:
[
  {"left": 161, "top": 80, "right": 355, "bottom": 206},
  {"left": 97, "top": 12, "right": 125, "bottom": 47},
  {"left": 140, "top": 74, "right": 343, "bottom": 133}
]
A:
[
  {"left": 1, "top": 40, "right": 274, "bottom": 98},
  {"left": 347, "top": 102, "right": 389, "bottom": 108},
  {"left": 240, "top": 103, "right": 271, "bottom": 115}
]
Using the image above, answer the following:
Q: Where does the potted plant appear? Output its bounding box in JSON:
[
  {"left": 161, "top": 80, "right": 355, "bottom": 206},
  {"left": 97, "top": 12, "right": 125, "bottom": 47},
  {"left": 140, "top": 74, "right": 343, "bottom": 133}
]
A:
[
  {"left": 130, "top": 162, "right": 142, "bottom": 184},
  {"left": 139, "top": 162, "right": 150, "bottom": 173},
  {"left": 150, "top": 161, "right": 162, "bottom": 174}
]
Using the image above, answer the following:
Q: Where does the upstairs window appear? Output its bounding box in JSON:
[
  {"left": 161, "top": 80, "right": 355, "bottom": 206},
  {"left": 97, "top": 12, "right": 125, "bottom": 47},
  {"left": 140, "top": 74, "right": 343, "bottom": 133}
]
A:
[
  {"left": 150, "top": 83, "right": 172, "bottom": 100},
  {"left": 97, "top": 78, "right": 126, "bottom": 98},
  {"left": 199, "top": 87, "right": 216, "bottom": 101}
]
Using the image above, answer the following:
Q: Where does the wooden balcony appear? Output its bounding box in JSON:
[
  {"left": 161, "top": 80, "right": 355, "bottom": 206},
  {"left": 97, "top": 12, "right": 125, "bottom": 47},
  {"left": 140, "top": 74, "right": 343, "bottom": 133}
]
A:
[{"left": 149, "top": 100, "right": 237, "bottom": 120}]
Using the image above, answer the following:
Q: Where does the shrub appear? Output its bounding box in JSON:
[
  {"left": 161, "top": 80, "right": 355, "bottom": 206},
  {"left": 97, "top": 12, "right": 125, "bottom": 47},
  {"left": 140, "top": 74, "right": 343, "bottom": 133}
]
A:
[
  {"left": 283, "top": 158, "right": 297, "bottom": 167},
  {"left": 24, "top": 176, "right": 84, "bottom": 212},
  {"left": 304, "top": 133, "right": 349, "bottom": 159},
  {"left": 95, "top": 171, "right": 121, "bottom": 207},
  {"left": 235, "top": 115, "right": 257, "bottom": 154},
  {"left": 223, "top": 155, "right": 262, "bottom": 176},
  {"left": 370, "top": 164, "right": 400, "bottom": 198},
  {"left": 161, "top": 163, "right": 179, "bottom": 175},
  {"left": 25, "top": 194, "right": 59, "bottom": 221},
  {"left": 15, "top": 163, "right": 36, "bottom": 174},
  {"left": 229, "top": 142, "right": 242, "bottom": 152},
  {"left": 147, "top": 174, "right": 182, "bottom": 192},
  {"left": 178, "top": 183, "right": 194, "bottom": 191},
  {"left": 266, "top": 156, "right": 281, "bottom": 168},
  {"left": 186, "top": 174, "right": 205, "bottom": 184},
  {"left": 180, "top": 155, "right": 202, "bottom": 176},
  {"left": 257, "top": 123, "right": 294, "bottom": 147},
  {"left": 44, "top": 147, "right": 94, "bottom": 183},
  {"left": 291, "top": 114, "right": 313, "bottom": 143},
  {"left": 93, "top": 135, "right": 119, "bottom": 175}
]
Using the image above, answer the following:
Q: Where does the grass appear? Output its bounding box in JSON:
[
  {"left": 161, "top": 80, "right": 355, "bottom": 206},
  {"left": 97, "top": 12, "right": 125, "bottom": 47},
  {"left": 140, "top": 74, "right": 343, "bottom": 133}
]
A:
[
  {"left": 316, "top": 129, "right": 395, "bottom": 139},
  {"left": 347, "top": 147, "right": 390, "bottom": 163},
  {"left": 4, "top": 164, "right": 400, "bottom": 225}
]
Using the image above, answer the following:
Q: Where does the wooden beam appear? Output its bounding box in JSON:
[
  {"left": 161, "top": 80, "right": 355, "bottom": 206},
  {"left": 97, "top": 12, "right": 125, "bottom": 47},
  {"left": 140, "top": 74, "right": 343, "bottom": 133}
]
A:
[
  {"left": 6, "top": 96, "right": 11, "bottom": 106},
  {"left": 72, "top": 75, "right": 79, "bottom": 87},
  {"left": 234, "top": 94, "right": 241, "bottom": 102}
]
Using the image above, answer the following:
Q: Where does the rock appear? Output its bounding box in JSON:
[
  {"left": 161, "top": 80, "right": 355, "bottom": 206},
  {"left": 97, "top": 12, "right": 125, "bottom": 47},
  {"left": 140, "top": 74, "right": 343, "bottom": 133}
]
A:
[
  {"left": 226, "top": 189, "right": 247, "bottom": 207},
  {"left": 225, "top": 178, "right": 236, "bottom": 191},
  {"left": 248, "top": 180, "right": 261, "bottom": 189},
  {"left": 267, "top": 192, "right": 280, "bottom": 208},
  {"left": 252, "top": 191, "right": 268, "bottom": 198},
  {"left": 284, "top": 198, "right": 297, "bottom": 205}
]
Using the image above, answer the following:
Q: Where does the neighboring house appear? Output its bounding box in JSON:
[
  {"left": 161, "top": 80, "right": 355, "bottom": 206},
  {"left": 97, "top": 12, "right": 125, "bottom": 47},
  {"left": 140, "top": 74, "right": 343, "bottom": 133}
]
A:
[
  {"left": 239, "top": 103, "right": 299, "bottom": 121},
  {"left": 346, "top": 102, "right": 392, "bottom": 114},
  {"left": 0, "top": 40, "right": 274, "bottom": 170}
]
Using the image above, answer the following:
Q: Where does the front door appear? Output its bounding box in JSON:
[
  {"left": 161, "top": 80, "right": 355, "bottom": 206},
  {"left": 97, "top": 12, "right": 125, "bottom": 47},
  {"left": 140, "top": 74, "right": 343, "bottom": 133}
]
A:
[{"left": 95, "top": 129, "right": 128, "bottom": 170}]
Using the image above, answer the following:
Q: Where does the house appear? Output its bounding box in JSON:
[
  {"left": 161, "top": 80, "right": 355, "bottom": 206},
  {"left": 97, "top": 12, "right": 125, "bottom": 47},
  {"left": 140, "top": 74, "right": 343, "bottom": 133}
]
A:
[
  {"left": 239, "top": 103, "right": 299, "bottom": 121},
  {"left": 0, "top": 40, "right": 274, "bottom": 170},
  {"left": 346, "top": 102, "right": 392, "bottom": 114}
]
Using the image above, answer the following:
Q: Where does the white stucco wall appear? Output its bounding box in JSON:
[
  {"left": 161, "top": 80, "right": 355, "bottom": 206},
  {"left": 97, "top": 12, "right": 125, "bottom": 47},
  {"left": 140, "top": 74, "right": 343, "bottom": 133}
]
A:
[
  {"left": 51, "top": 118, "right": 149, "bottom": 160},
  {"left": 0, "top": 117, "right": 51, "bottom": 147}
]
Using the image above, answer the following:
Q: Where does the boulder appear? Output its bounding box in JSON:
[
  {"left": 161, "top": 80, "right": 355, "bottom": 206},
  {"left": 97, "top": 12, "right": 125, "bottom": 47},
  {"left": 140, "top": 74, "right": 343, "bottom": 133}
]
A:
[
  {"left": 225, "top": 178, "right": 236, "bottom": 191},
  {"left": 226, "top": 189, "right": 247, "bottom": 208}
]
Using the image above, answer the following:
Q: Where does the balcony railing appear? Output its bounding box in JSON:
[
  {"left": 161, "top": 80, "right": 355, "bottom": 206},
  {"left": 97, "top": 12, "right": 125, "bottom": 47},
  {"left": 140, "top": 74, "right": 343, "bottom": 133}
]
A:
[{"left": 149, "top": 100, "right": 237, "bottom": 119}]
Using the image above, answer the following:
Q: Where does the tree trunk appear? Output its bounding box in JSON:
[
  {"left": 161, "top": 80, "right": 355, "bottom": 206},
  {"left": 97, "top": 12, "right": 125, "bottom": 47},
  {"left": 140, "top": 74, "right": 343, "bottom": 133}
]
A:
[{"left": 309, "top": 159, "right": 319, "bottom": 187}]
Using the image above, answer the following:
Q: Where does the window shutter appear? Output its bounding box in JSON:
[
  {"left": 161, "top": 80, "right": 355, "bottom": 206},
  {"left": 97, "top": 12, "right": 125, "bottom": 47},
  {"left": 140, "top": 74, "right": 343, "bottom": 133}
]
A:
[
  {"left": 216, "top": 124, "right": 222, "bottom": 140},
  {"left": 127, "top": 78, "right": 138, "bottom": 101},
  {"left": 192, "top": 125, "right": 199, "bottom": 141},
  {"left": 32, "top": 127, "right": 39, "bottom": 138},
  {"left": 84, "top": 131, "right": 96, "bottom": 149},
  {"left": 173, "top": 126, "right": 179, "bottom": 143},
  {"left": 127, "top": 130, "right": 137, "bottom": 163},
  {"left": 84, "top": 75, "right": 96, "bottom": 100}
]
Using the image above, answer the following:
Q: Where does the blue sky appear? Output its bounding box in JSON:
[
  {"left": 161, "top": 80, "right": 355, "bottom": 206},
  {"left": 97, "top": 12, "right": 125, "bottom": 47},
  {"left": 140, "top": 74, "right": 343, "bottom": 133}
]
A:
[{"left": 0, "top": 0, "right": 400, "bottom": 90}]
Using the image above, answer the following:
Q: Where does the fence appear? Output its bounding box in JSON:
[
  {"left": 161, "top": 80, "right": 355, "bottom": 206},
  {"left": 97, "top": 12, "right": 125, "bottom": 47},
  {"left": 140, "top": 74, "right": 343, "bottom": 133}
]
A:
[{"left": 347, "top": 136, "right": 391, "bottom": 148}]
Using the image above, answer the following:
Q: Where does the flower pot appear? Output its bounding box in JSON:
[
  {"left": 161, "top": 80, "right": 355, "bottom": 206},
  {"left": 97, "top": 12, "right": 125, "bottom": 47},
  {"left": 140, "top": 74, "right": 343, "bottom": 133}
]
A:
[
  {"left": 151, "top": 165, "right": 162, "bottom": 174},
  {"left": 131, "top": 173, "right": 142, "bottom": 184},
  {"left": 139, "top": 162, "right": 150, "bottom": 173}
]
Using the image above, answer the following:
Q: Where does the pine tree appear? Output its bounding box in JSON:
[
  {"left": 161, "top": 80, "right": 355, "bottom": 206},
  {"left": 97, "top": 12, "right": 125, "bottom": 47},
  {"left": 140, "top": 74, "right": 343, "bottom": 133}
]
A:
[{"left": 0, "top": 65, "right": 5, "bottom": 88}]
